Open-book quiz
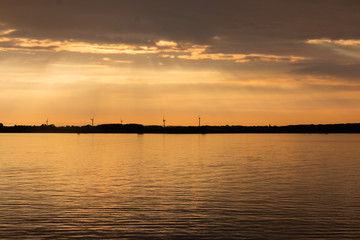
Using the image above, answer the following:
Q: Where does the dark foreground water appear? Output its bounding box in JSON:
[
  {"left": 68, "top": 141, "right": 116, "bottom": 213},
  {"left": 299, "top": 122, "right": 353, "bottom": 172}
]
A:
[{"left": 0, "top": 133, "right": 360, "bottom": 239}]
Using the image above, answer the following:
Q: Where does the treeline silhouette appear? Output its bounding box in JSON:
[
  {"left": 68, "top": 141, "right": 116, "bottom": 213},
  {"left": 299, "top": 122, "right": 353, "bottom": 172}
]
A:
[{"left": 1, "top": 123, "right": 360, "bottom": 133}]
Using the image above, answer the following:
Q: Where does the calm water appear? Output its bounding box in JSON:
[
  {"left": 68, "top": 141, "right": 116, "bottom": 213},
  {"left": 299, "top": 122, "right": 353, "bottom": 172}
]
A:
[{"left": 1, "top": 133, "right": 360, "bottom": 239}]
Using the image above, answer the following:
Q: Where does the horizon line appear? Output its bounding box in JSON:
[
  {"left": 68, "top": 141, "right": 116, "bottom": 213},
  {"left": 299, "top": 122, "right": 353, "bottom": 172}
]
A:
[{"left": 2, "top": 122, "right": 360, "bottom": 128}]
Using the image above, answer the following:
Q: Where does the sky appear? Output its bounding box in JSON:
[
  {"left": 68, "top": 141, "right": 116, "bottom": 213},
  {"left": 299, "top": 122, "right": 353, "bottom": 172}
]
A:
[{"left": 1, "top": 0, "right": 360, "bottom": 126}]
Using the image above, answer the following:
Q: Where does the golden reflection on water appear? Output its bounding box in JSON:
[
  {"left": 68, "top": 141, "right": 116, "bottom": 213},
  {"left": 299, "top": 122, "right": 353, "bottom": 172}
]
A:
[{"left": 1, "top": 133, "right": 360, "bottom": 239}]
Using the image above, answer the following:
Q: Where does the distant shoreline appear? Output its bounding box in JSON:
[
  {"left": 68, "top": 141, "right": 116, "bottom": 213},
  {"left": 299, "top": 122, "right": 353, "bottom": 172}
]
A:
[{"left": 1, "top": 123, "right": 360, "bottom": 134}]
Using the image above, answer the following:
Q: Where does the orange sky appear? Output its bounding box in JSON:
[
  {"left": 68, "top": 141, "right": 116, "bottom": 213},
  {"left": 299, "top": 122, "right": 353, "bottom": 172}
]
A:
[{"left": 1, "top": 0, "right": 360, "bottom": 126}]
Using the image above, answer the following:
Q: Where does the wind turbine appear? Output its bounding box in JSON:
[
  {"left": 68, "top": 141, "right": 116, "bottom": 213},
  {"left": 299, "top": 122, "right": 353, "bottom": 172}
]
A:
[
  {"left": 198, "top": 116, "right": 201, "bottom": 127},
  {"left": 90, "top": 117, "right": 94, "bottom": 127},
  {"left": 163, "top": 117, "right": 166, "bottom": 128}
]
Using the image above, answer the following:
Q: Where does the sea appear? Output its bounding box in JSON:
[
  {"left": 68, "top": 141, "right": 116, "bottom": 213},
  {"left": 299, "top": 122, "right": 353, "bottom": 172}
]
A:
[{"left": 0, "top": 133, "right": 360, "bottom": 239}]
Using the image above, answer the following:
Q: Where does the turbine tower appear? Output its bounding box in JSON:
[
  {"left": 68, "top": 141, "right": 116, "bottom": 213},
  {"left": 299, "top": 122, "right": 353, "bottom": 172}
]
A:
[
  {"left": 90, "top": 117, "right": 94, "bottom": 127},
  {"left": 198, "top": 116, "right": 201, "bottom": 127},
  {"left": 46, "top": 119, "right": 48, "bottom": 126},
  {"left": 163, "top": 117, "right": 166, "bottom": 128}
]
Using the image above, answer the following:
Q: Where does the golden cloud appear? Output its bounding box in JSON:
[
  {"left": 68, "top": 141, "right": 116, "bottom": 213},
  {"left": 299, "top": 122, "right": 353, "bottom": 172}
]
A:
[
  {"left": 0, "top": 34, "right": 308, "bottom": 63},
  {"left": 0, "top": 36, "right": 159, "bottom": 54},
  {"left": 155, "top": 40, "right": 178, "bottom": 47},
  {"left": 177, "top": 47, "right": 308, "bottom": 62},
  {"left": 306, "top": 38, "right": 360, "bottom": 46},
  {"left": 0, "top": 29, "right": 16, "bottom": 35}
]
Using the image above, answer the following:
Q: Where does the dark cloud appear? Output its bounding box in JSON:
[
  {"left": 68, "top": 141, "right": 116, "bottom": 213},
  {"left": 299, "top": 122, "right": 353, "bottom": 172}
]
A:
[
  {"left": 293, "top": 62, "right": 360, "bottom": 81},
  {"left": 1, "top": 0, "right": 360, "bottom": 46}
]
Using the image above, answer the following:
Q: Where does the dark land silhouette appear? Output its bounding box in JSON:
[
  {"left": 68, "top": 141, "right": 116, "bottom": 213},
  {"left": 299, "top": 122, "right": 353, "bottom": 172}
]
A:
[{"left": 1, "top": 123, "right": 360, "bottom": 134}]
